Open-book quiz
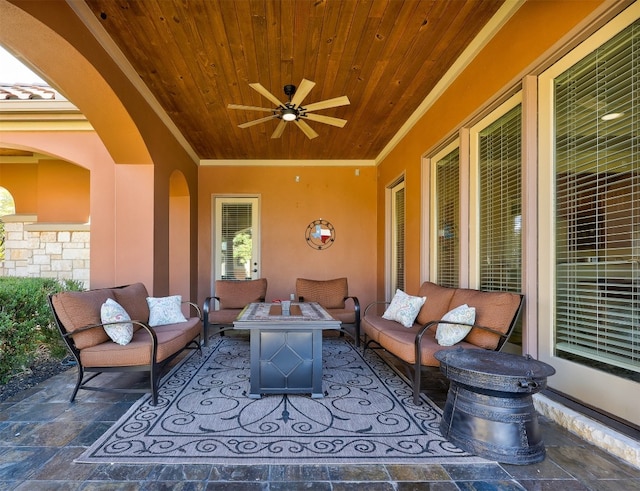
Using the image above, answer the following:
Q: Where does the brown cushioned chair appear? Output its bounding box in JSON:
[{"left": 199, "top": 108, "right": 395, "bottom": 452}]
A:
[
  {"left": 202, "top": 278, "right": 267, "bottom": 345},
  {"left": 296, "top": 277, "right": 361, "bottom": 347}
]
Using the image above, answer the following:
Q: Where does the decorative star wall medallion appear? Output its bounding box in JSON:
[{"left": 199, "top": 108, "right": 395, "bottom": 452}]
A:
[{"left": 305, "top": 219, "right": 335, "bottom": 250}]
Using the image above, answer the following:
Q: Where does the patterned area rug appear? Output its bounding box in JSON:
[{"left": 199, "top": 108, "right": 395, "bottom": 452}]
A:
[{"left": 76, "top": 336, "right": 487, "bottom": 464}]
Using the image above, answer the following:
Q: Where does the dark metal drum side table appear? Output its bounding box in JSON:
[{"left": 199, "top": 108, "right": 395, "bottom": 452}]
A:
[{"left": 434, "top": 348, "right": 556, "bottom": 465}]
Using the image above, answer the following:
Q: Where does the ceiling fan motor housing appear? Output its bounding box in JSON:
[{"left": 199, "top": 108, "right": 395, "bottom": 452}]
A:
[{"left": 284, "top": 84, "right": 296, "bottom": 99}]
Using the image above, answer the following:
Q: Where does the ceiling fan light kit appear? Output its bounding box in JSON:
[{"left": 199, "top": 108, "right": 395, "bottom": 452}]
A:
[
  {"left": 281, "top": 108, "right": 297, "bottom": 121},
  {"left": 228, "top": 79, "right": 350, "bottom": 139}
]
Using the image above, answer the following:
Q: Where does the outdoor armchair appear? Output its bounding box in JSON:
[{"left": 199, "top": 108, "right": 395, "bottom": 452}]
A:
[
  {"left": 202, "top": 278, "right": 267, "bottom": 345},
  {"left": 296, "top": 277, "right": 361, "bottom": 347}
]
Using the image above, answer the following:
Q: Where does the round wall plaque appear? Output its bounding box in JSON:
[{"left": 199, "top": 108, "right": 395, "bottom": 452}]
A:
[{"left": 305, "top": 219, "right": 335, "bottom": 250}]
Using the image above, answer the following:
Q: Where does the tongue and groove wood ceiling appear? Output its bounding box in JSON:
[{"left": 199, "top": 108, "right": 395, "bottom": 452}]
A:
[{"left": 84, "top": 0, "right": 504, "bottom": 161}]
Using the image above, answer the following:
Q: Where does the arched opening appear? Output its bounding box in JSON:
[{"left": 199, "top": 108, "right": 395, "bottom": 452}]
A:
[
  {"left": 169, "top": 170, "right": 190, "bottom": 308},
  {"left": 0, "top": 187, "right": 16, "bottom": 263},
  {"left": 0, "top": 187, "right": 16, "bottom": 216}
]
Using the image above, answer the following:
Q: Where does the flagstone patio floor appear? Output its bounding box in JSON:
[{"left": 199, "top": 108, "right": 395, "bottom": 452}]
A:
[{"left": 1, "top": 339, "right": 639, "bottom": 490}]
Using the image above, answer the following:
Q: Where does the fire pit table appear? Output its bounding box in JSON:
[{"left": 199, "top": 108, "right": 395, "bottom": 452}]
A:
[
  {"left": 233, "top": 302, "right": 340, "bottom": 399},
  {"left": 434, "top": 348, "right": 555, "bottom": 465}
]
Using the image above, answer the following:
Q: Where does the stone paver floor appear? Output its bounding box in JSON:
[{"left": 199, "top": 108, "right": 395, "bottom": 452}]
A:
[{"left": 1, "top": 341, "right": 639, "bottom": 490}]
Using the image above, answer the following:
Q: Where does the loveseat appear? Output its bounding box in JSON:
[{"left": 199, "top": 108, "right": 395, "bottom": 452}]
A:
[
  {"left": 362, "top": 281, "right": 524, "bottom": 404},
  {"left": 49, "top": 283, "right": 202, "bottom": 405}
]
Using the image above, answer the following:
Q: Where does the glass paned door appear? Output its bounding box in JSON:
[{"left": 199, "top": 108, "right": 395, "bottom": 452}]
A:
[
  {"left": 539, "top": 9, "right": 640, "bottom": 427},
  {"left": 213, "top": 196, "right": 260, "bottom": 281},
  {"left": 554, "top": 21, "right": 640, "bottom": 381}
]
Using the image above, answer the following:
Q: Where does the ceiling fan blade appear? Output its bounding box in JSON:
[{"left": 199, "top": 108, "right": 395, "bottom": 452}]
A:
[
  {"left": 271, "top": 120, "right": 287, "bottom": 139},
  {"left": 238, "top": 115, "right": 278, "bottom": 128},
  {"left": 249, "top": 82, "right": 284, "bottom": 107},
  {"left": 303, "top": 95, "right": 350, "bottom": 112},
  {"left": 295, "top": 119, "right": 319, "bottom": 139},
  {"left": 303, "top": 113, "right": 347, "bottom": 128},
  {"left": 290, "top": 79, "right": 315, "bottom": 108},
  {"left": 228, "top": 104, "right": 275, "bottom": 112}
]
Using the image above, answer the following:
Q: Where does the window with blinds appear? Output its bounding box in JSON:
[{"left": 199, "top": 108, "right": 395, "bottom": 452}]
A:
[
  {"left": 220, "top": 202, "right": 253, "bottom": 280},
  {"left": 435, "top": 148, "right": 460, "bottom": 288},
  {"left": 478, "top": 105, "right": 522, "bottom": 295},
  {"left": 554, "top": 20, "right": 640, "bottom": 380},
  {"left": 391, "top": 180, "right": 405, "bottom": 293}
]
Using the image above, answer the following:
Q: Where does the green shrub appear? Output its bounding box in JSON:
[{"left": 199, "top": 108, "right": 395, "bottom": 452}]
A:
[{"left": 0, "top": 277, "right": 84, "bottom": 383}]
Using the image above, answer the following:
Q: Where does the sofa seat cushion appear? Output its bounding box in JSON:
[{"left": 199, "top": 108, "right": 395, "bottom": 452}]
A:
[
  {"left": 152, "top": 317, "right": 202, "bottom": 345},
  {"left": 207, "top": 308, "right": 243, "bottom": 325},
  {"left": 449, "top": 288, "right": 522, "bottom": 349},
  {"left": 362, "top": 315, "right": 414, "bottom": 343},
  {"left": 52, "top": 289, "right": 114, "bottom": 349},
  {"left": 80, "top": 325, "right": 194, "bottom": 367},
  {"left": 377, "top": 326, "right": 477, "bottom": 366},
  {"left": 325, "top": 307, "right": 355, "bottom": 325}
]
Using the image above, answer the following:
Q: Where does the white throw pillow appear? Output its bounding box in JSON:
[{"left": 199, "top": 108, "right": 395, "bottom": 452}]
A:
[
  {"left": 435, "top": 304, "right": 476, "bottom": 346},
  {"left": 147, "top": 295, "right": 187, "bottom": 327},
  {"left": 100, "top": 298, "right": 134, "bottom": 345},
  {"left": 382, "top": 289, "right": 427, "bottom": 328}
]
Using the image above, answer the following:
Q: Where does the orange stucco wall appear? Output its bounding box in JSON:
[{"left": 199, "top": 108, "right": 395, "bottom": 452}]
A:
[
  {"left": 0, "top": 159, "right": 89, "bottom": 222},
  {"left": 376, "top": 0, "right": 606, "bottom": 298},
  {"left": 36, "top": 160, "right": 90, "bottom": 223},
  {"left": 198, "top": 165, "right": 377, "bottom": 309},
  {"left": 0, "top": 163, "right": 38, "bottom": 214}
]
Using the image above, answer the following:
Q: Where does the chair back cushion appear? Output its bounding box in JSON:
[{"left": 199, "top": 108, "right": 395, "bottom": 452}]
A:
[
  {"left": 113, "top": 283, "right": 150, "bottom": 324},
  {"left": 216, "top": 278, "right": 268, "bottom": 309},
  {"left": 415, "top": 282, "right": 456, "bottom": 326},
  {"left": 449, "top": 288, "right": 522, "bottom": 349},
  {"left": 296, "top": 277, "right": 348, "bottom": 309},
  {"left": 51, "top": 289, "right": 114, "bottom": 349}
]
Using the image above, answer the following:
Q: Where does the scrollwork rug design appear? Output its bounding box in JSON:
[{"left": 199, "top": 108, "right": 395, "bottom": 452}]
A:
[{"left": 76, "top": 337, "right": 485, "bottom": 464}]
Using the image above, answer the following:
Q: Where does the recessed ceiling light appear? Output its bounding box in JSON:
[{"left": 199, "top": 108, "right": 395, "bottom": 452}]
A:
[{"left": 601, "top": 112, "right": 625, "bottom": 121}]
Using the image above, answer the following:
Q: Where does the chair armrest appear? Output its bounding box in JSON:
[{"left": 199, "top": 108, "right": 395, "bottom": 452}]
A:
[
  {"left": 345, "top": 296, "right": 360, "bottom": 319},
  {"left": 65, "top": 320, "right": 159, "bottom": 350},
  {"left": 202, "top": 296, "right": 221, "bottom": 317},
  {"left": 364, "top": 301, "right": 390, "bottom": 317},
  {"left": 182, "top": 301, "right": 202, "bottom": 320}
]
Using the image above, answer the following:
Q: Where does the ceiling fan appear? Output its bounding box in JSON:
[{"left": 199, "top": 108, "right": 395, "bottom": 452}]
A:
[{"left": 228, "top": 79, "right": 350, "bottom": 139}]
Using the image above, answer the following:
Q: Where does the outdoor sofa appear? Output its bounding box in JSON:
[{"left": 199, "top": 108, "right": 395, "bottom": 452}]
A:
[
  {"left": 362, "top": 281, "right": 524, "bottom": 404},
  {"left": 49, "top": 282, "right": 202, "bottom": 405}
]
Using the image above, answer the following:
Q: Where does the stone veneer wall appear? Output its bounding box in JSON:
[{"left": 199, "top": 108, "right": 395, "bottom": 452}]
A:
[{"left": 0, "top": 214, "right": 90, "bottom": 288}]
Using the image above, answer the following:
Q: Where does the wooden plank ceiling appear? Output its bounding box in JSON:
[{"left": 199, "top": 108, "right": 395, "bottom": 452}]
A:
[{"left": 85, "top": 0, "right": 504, "bottom": 161}]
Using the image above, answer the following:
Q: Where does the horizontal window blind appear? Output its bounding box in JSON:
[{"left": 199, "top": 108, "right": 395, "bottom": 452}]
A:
[
  {"left": 220, "top": 202, "right": 253, "bottom": 280},
  {"left": 393, "top": 182, "right": 406, "bottom": 292},
  {"left": 436, "top": 148, "right": 460, "bottom": 288},
  {"left": 554, "top": 20, "right": 640, "bottom": 377},
  {"left": 478, "top": 105, "right": 522, "bottom": 295}
]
